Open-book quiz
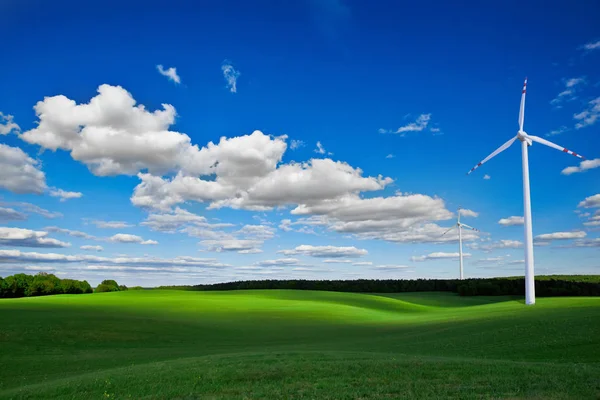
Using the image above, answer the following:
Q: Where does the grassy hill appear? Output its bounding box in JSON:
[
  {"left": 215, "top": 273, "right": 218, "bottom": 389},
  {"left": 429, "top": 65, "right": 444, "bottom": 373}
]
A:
[{"left": 0, "top": 290, "right": 599, "bottom": 399}]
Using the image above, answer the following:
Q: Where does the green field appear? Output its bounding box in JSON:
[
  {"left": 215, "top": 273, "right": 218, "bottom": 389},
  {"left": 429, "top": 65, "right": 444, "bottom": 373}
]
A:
[{"left": 0, "top": 290, "right": 599, "bottom": 399}]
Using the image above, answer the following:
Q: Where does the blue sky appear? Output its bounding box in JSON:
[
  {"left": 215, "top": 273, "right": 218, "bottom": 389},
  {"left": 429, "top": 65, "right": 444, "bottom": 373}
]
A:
[{"left": 0, "top": 0, "right": 598, "bottom": 286}]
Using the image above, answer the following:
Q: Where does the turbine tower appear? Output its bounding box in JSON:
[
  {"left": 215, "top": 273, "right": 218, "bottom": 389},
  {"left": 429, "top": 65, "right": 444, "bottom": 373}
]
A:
[
  {"left": 442, "top": 207, "right": 479, "bottom": 280},
  {"left": 466, "top": 78, "right": 585, "bottom": 305}
]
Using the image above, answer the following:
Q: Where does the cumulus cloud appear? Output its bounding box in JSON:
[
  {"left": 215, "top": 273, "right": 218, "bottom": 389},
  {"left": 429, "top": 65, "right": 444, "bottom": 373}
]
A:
[
  {"left": 21, "top": 84, "right": 192, "bottom": 176},
  {"left": 110, "top": 233, "right": 158, "bottom": 245},
  {"left": 578, "top": 194, "right": 600, "bottom": 208},
  {"left": 322, "top": 259, "right": 353, "bottom": 264},
  {"left": 156, "top": 64, "right": 181, "bottom": 84},
  {"left": 385, "top": 154, "right": 395, "bottom": 159},
  {"left": 562, "top": 158, "right": 600, "bottom": 175},
  {"left": 0, "top": 207, "right": 27, "bottom": 221},
  {"left": 459, "top": 209, "right": 478, "bottom": 218},
  {"left": 21, "top": 84, "right": 462, "bottom": 247},
  {"left": 498, "top": 216, "right": 524, "bottom": 226},
  {"left": 0, "top": 112, "right": 20, "bottom": 135},
  {"left": 278, "top": 244, "right": 367, "bottom": 258},
  {"left": 483, "top": 174, "right": 491, "bottom": 180},
  {"left": 574, "top": 97, "right": 600, "bottom": 129},
  {"left": 221, "top": 62, "right": 240, "bottom": 93},
  {"left": 49, "top": 188, "right": 83, "bottom": 202},
  {"left": 535, "top": 231, "right": 586, "bottom": 241},
  {"left": 411, "top": 252, "right": 470, "bottom": 262},
  {"left": 80, "top": 245, "right": 103, "bottom": 252},
  {"left": 371, "top": 265, "right": 412, "bottom": 270},
  {"left": 0, "top": 144, "right": 47, "bottom": 194},
  {"left": 0, "top": 227, "right": 70, "bottom": 248},
  {"left": 379, "top": 114, "right": 431, "bottom": 135}
]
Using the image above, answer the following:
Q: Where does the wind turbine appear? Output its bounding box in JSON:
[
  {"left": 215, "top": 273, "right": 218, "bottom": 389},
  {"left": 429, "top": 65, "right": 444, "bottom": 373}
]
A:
[
  {"left": 466, "top": 78, "right": 585, "bottom": 305},
  {"left": 441, "top": 207, "right": 479, "bottom": 280}
]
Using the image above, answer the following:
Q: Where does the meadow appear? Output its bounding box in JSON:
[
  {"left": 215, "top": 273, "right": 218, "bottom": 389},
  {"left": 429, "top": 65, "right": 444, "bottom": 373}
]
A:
[{"left": 0, "top": 290, "right": 598, "bottom": 399}]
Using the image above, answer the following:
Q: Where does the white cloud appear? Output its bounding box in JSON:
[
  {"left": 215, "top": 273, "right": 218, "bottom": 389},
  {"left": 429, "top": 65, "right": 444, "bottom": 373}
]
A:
[
  {"left": 459, "top": 209, "right": 478, "bottom": 218},
  {"left": 483, "top": 174, "right": 491, "bottom": 180},
  {"left": 574, "top": 97, "right": 600, "bottom": 129},
  {"left": 498, "top": 216, "right": 524, "bottom": 226},
  {"left": 290, "top": 140, "right": 305, "bottom": 150},
  {"left": 156, "top": 64, "right": 181, "bottom": 84},
  {"left": 352, "top": 261, "right": 372, "bottom": 266},
  {"left": 235, "top": 224, "right": 275, "bottom": 240},
  {"left": 571, "top": 238, "right": 600, "bottom": 247},
  {"left": 92, "top": 220, "right": 133, "bottom": 229},
  {"left": 551, "top": 77, "right": 585, "bottom": 106},
  {"left": 142, "top": 207, "right": 210, "bottom": 232},
  {"left": 476, "top": 257, "right": 505, "bottom": 263},
  {"left": 0, "top": 112, "right": 20, "bottom": 135},
  {"left": 314, "top": 141, "right": 328, "bottom": 155},
  {"left": 371, "top": 265, "right": 412, "bottom": 270},
  {"left": 45, "top": 226, "right": 96, "bottom": 240},
  {"left": 385, "top": 154, "right": 395, "bottom": 159},
  {"left": 110, "top": 233, "right": 158, "bottom": 245},
  {"left": 0, "top": 144, "right": 47, "bottom": 194},
  {"left": 561, "top": 158, "right": 600, "bottom": 175},
  {"left": 80, "top": 245, "right": 103, "bottom": 252},
  {"left": 9, "top": 203, "right": 62, "bottom": 219},
  {"left": 279, "top": 244, "right": 367, "bottom": 258},
  {"left": 49, "top": 188, "right": 83, "bottom": 202},
  {"left": 470, "top": 240, "right": 523, "bottom": 252},
  {"left": 322, "top": 259, "right": 353, "bottom": 264},
  {"left": 578, "top": 194, "right": 600, "bottom": 208},
  {"left": 201, "top": 239, "right": 262, "bottom": 253},
  {"left": 255, "top": 258, "right": 299, "bottom": 267},
  {"left": 221, "top": 62, "right": 240, "bottom": 93},
  {"left": 0, "top": 227, "right": 70, "bottom": 248},
  {"left": 411, "top": 252, "right": 471, "bottom": 262},
  {"left": 0, "top": 249, "right": 229, "bottom": 268},
  {"left": 380, "top": 114, "right": 431, "bottom": 135},
  {"left": 0, "top": 207, "right": 27, "bottom": 221},
  {"left": 581, "top": 40, "right": 600, "bottom": 51},
  {"left": 21, "top": 84, "right": 192, "bottom": 176},
  {"left": 535, "top": 231, "right": 586, "bottom": 241},
  {"left": 546, "top": 126, "right": 569, "bottom": 137}
]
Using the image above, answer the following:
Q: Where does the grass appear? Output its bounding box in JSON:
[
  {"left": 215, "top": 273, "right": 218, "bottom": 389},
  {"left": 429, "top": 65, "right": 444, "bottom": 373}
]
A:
[{"left": 0, "top": 290, "right": 599, "bottom": 399}]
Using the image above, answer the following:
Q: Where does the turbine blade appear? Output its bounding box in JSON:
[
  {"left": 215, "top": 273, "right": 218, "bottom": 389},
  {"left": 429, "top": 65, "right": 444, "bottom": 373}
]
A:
[
  {"left": 526, "top": 135, "right": 585, "bottom": 159},
  {"left": 460, "top": 224, "right": 479, "bottom": 232},
  {"left": 519, "top": 78, "right": 527, "bottom": 132},
  {"left": 467, "top": 136, "right": 518, "bottom": 175},
  {"left": 440, "top": 226, "right": 456, "bottom": 237}
]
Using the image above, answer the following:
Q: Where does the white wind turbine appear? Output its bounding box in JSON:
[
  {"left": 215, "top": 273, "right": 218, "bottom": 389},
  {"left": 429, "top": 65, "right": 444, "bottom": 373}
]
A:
[
  {"left": 467, "top": 78, "right": 585, "bottom": 305},
  {"left": 441, "top": 207, "right": 479, "bottom": 280}
]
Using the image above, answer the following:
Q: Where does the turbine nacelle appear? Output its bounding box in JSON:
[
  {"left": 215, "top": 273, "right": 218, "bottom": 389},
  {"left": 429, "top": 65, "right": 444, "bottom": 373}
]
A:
[{"left": 517, "top": 132, "right": 532, "bottom": 145}]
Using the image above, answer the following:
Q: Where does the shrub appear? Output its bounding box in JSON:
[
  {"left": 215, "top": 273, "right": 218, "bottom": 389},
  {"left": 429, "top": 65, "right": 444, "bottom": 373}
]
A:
[{"left": 95, "top": 283, "right": 115, "bottom": 293}]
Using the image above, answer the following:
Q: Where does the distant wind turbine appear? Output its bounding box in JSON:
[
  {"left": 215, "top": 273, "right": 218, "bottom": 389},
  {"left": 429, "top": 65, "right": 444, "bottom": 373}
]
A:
[
  {"left": 466, "top": 78, "right": 585, "bottom": 305},
  {"left": 441, "top": 207, "right": 479, "bottom": 280}
]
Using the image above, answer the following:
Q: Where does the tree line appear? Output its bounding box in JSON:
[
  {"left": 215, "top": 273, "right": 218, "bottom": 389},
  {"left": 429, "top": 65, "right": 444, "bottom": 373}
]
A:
[
  {"left": 0, "top": 272, "right": 93, "bottom": 298},
  {"left": 158, "top": 275, "right": 600, "bottom": 297},
  {"left": 0, "top": 273, "right": 136, "bottom": 298}
]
